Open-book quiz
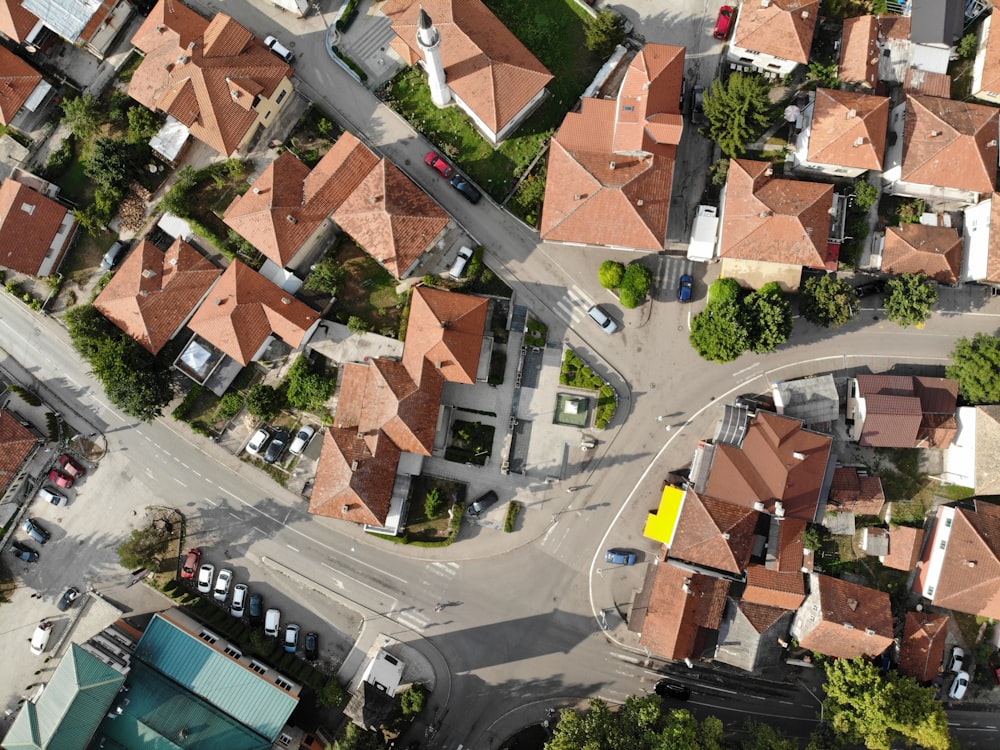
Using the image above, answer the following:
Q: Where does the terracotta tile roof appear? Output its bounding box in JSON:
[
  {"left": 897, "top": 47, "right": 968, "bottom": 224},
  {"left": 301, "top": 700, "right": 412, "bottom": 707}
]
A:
[
  {"left": 186, "top": 260, "right": 318, "bottom": 365},
  {"left": 733, "top": 0, "right": 819, "bottom": 65},
  {"left": 638, "top": 562, "right": 730, "bottom": 660},
  {"left": 309, "top": 428, "right": 400, "bottom": 526},
  {"left": 738, "top": 600, "right": 792, "bottom": 634},
  {"left": 975, "top": 405, "right": 1000, "bottom": 495},
  {"left": 0, "top": 408, "right": 36, "bottom": 493},
  {"left": 703, "top": 411, "right": 833, "bottom": 522},
  {"left": 797, "top": 574, "right": 894, "bottom": 659},
  {"left": 333, "top": 158, "right": 450, "bottom": 278},
  {"left": 839, "top": 15, "right": 880, "bottom": 88},
  {"left": 898, "top": 611, "right": 949, "bottom": 683},
  {"left": 611, "top": 45, "right": 685, "bottom": 158},
  {"left": 94, "top": 238, "right": 220, "bottom": 354},
  {"left": 828, "top": 467, "right": 886, "bottom": 516},
  {"left": 129, "top": 1, "right": 293, "bottom": 156},
  {"left": 806, "top": 88, "right": 888, "bottom": 171},
  {"left": 914, "top": 375, "right": 959, "bottom": 414},
  {"left": 917, "top": 412, "right": 957, "bottom": 449},
  {"left": 332, "top": 362, "right": 368, "bottom": 431},
  {"left": 986, "top": 194, "right": 1000, "bottom": 283},
  {"left": 882, "top": 525, "right": 925, "bottom": 571},
  {"left": 901, "top": 94, "right": 999, "bottom": 196},
  {"left": 882, "top": 224, "right": 963, "bottom": 283},
  {"left": 0, "top": 45, "right": 41, "bottom": 126},
  {"left": 667, "top": 492, "right": 759, "bottom": 574},
  {"left": 775, "top": 518, "right": 813, "bottom": 573},
  {"left": 0, "top": 177, "right": 70, "bottom": 275},
  {"left": 720, "top": 159, "right": 834, "bottom": 268},
  {"left": 77, "top": 0, "right": 121, "bottom": 46},
  {"left": 401, "top": 286, "right": 487, "bottom": 385},
  {"left": 856, "top": 374, "right": 957, "bottom": 448},
  {"left": 904, "top": 67, "right": 952, "bottom": 98},
  {"left": 925, "top": 501, "right": 1000, "bottom": 619},
  {"left": 743, "top": 564, "right": 806, "bottom": 610},
  {"left": 0, "top": 0, "right": 40, "bottom": 44},
  {"left": 977, "top": 6, "right": 1000, "bottom": 98},
  {"left": 383, "top": 0, "right": 552, "bottom": 136},
  {"left": 359, "top": 358, "right": 443, "bottom": 456}
]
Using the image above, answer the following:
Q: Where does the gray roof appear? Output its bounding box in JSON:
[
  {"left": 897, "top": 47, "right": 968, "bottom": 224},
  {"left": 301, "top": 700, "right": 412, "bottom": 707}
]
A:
[
  {"left": 975, "top": 405, "right": 1000, "bottom": 495},
  {"left": 714, "top": 598, "right": 792, "bottom": 672},
  {"left": 22, "top": 0, "right": 94, "bottom": 42},
  {"left": 3, "top": 644, "right": 126, "bottom": 749},
  {"left": 910, "top": 0, "right": 965, "bottom": 45},
  {"left": 772, "top": 374, "right": 840, "bottom": 426}
]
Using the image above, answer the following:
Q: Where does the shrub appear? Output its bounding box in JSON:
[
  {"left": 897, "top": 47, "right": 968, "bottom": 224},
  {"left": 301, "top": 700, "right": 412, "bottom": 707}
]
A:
[
  {"left": 619, "top": 285, "right": 642, "bottom": 309},
  {"left": 285, "top": 356, "right": 336, "bottom": 412},
  {"left": 216, "top": 392, "right": 244, "bottom": 422},
  {"left": 400, "top": 683, "right": 427, "bottom": 716},
  {"left": 621, "top": 262, "right": 653, "bottom": 299},
  {"left": 8, "top": 384, "right": 42, "bottom": 406},
  {"left": 853, "top": 181, "right": 879, "bottom": 212},
  {"left": 172, "top": 384, "right": 204, "bottom": 421},
  {"left": 45, "top": 134, "right": 75, "bottom": 178},
  {"left": 317, "top": 677, "right": 347, "bottom": 707},
  {"left": 347, "top": 316, "right": 370, "bottom": 334},
  {"left": 598, "top": 260, "right": 625, "bottom": 290},
  {"left": 245, "top": 384, "right": 284, "bottom": 421},
  {"left": 424, "top": 487, "right": 446, "bottom": 518},
  {"left": 503, "top": 501, "right": 521, "bottom": 533}
]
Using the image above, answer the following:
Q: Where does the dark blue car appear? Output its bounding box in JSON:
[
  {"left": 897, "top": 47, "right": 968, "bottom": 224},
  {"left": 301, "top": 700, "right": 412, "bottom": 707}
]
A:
[{"left": 678, "top": 274, "right": 694, "bottom": 302}]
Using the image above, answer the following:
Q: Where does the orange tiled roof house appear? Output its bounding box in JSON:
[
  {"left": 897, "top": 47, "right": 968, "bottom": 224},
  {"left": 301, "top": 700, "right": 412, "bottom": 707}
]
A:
[
  {"left": 727, "top": 0, "right": 819, "bottom": 78},
  {"left": 790, "top": 574, "right": 893, "bottom": 659},
  {"left": 128, "top": 0, "right": 294, "bottom": 157},
  {"left": 0, "top": 45, "right": 52, "bottom": 128},
  {"left": 0, "top": 172, "right": 77, "bottom": 276},
  {"left": 970, "top": 1, "right": 1000, "bottom": 104},
  {"left": 846, "top": 374, "right": 958, "bottom": 448},
  {"left": 788, "top": 88, "right": 889, "bottom": 179},
  {"left": 838, "top": 14, "right": 911, "bottom": 90},
  {"left": 4, "top": 0, "right": 134, "bottom": 60}
]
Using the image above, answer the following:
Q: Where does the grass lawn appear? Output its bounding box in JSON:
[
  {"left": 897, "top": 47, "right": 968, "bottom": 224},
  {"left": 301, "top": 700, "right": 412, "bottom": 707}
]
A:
[
  {"left": 328, "top": 238, "right": 409, "bottom": 336},
  {"left": 406, "top": 475, "right": 466, "bottom": 541},
  {"left": 54, "top": 151, "right": 92, "bottom": 205}
]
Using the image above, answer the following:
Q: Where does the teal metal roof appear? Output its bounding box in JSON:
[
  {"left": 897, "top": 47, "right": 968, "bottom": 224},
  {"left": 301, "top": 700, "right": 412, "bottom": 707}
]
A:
[
  {"left": 92, "top": 662, "right": 271, "bottom": 750},
  {"left": 134, "top": 614, "right": 298, "bottom": 741},
  {"left": 2, "top": 644, "right": 125, "bottom": 749}
]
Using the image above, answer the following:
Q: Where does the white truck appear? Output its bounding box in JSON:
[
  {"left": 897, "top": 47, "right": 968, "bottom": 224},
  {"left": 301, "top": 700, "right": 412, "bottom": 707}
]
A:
[{"left": 687, "top": 205, "right": 719, "bottom": 262}]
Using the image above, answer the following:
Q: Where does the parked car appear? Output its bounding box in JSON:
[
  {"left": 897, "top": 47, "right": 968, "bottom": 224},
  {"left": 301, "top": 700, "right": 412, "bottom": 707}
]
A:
[
  {"left": 587, "top": 305, "right": 620, "bottom": 334},
  {"left": 23, "top": 517, "right": 50, "bottom": 545},
  {"left": 450, "top": 174, "right": 482, "bottom": 204},
  {"left": 57, "top": 587, "right": 80, "bottom": 612},
  {"left": 605, "top": 548, "right": 637, "bottom": 566},
  {"left": 230, "top": 583, "right": 248, "bottom": 618},
  {"left": 181, "top": 548, "right": 202, "bottom": 579},
  {"left": 654, "top": 679, "right": 691, "bottom": 700},
  {"left": 469, "top": 490, "right": 498, "bottom": 516},
  {"left": 949, "top": 670, "right": 970, "bottom": 700},
  {"left": 691, "top": 85, "right": 707, "bottom": 126},
  {"left": 11, "top": 541, "right": 38, "bottom": 563},
  {"left": 424, "top": 151, "right": 454, "bottom": 178},
  {"left": 197, "top": 563, "right": 215, "bottom": 594},
  {"left": 854, "top": 279, "right": 886, "bottom": 297},
  {"left": 284, "top": 623, "right": 300, "bottom": 654},
  {"left": 304, "top": 631, "right": 319, "bottom": 660},
  {"left": 264, "top": 608, "right": 281, "bottom": 637},
  {"left": 264, "top": 35, "right": 295, "bottom": 63},
  {"left": 948, "top": 647, "right": 966, "bottom": 673},
  {"left": 448, "top": 245, "right": 474, "bottom": 280},
  {"left": 57, "top": 453, "right": 86, "bottom": 478},
  {"left": 677, "top": 274, "right": 694, "bottom": 302},
  {"left": 248, "top": 593, "right": 265, "bottom": 626},
  {"left": 713, "top": 5, "right": 735, "bottom": 40},
  {"left": 213, "top": 569, "right": 233, "bottom": 602},
  {"left": 289, "top": 425, "right": 316, "bottom": 456},
  {"left": 48, "top": 469, "right": 74, "bottom": 489},
  {"left": 247, "top": 428, "right": 271, "bottom": 455},
  {"left": 30, "top": 621, "right": 53, "bottom": 655},
  {"left": 39, "top": 487, "right": 67, "bottom": 506},
  {"left": 264, "top": 429, "right": 290, "bottom": 464},
  {"left": 100, "top": 240, "right": 128, "bottom": 271}
]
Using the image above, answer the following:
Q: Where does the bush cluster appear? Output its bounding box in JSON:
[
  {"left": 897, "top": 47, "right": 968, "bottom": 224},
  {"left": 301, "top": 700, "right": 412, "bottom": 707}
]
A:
[{"left": 597, "top": 260, "right": 653, "bottom": 308}]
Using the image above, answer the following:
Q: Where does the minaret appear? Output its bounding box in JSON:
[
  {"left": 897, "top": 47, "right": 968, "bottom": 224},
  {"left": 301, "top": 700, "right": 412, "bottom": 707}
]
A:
[{"left": 416, "top": 7, "right": 451, "bottom": 108}]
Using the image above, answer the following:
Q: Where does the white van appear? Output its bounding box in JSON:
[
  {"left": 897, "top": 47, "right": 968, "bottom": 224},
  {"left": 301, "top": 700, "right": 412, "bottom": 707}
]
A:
[
  {"left": 449, "top": 246, "right": 474, "bottom": 279},
  {"left": 264, "top": 35, "right": 295, "bottom": 63},
  {"left": 264, "top": 608, "right": 281, "bottom": 637}
]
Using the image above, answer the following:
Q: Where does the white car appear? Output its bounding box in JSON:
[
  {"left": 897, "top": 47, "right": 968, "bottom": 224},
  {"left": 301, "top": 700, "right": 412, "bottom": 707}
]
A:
[
  {"left": 247, "top": 428, "right": 270, "bottom": 455},
  {"left": 289, "top": 425, "right": 316, "bottom": 456},
  {"left": 949, "top": 670, "right": 970, "bottom": 700},
  {"left": 230, "top": 583, "right": 248, "bottom": 618},
  {"left": 213, "top": 569, "right": 233, "bottom": 602},
  {"left": 39, "top": 487, "right": 67, "bottom": 506},
  {"left": 587, "top": 304, "right": 619, "bottom": 334},
  {"left": 264, "top": 608, "right": 281, "bottom": 637},
  {"left": 448, "top": 246, "right": 474, "bottom": 279},
  {"left": 30, "top": 621, "right": 53, "bottom": 655},
  {"left": 948, "top": 646, "right": 965, "bottom": 673},
  {"left": 264, "top": 35, "right": 294, "bottom": 63},
  {"left": 197, "top": 563, "right": 215, "bottom": 595}
]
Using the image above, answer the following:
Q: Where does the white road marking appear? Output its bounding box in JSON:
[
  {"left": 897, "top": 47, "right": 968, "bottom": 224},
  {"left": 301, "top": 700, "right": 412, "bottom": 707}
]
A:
[
  {"left": 228, "top": 512, "right": 241, "bottom": 520},
  {"left": 286, "top": 544, "right": 299, "bottom": 552},
  {"left": 253, "top": 527, "right": 265, "bottom": 535},
  {"left": 173, "top": 478, "right": 187, "bottom": 487},
  {"left": 203, "top": 497, "right": 217, "bottom": 506}
]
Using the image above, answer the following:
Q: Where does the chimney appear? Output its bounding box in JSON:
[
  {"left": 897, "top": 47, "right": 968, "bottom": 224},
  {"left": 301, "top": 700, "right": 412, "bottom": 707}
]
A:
[
  {"left": 774, "top": 501, "right": 785, "bottom": 518},
  {"left": 609, "top": 161, "right": 617, "bottom": 170},
  {"left": 721, "top": 532, "right": 730, "bottom": 540},
  {"left": 793, "top": 451, "right": 806, "bottom": 460},
  {"left": 155, "top": 24, "right": 165, "bottom": 32},
  {"left": 853, "top": 136, "right": 865, "bottom": 147},
  {"left": 350, "top": 461, "right": 358, "bottom": 471},
  {"left": 188, "top": 41, "right": 195, "bottom": 50},
  {"left": 286, "top": 215, "right": 297, "bottom": 224},
  {"left": 281, "top": 297, "right": 292, "bottom": 305},
  {"left": 169, "top": 258, "right": 178, "bottom": 266},
  {"left": 801, "top": 10, "right": 809, "bottom": 19},
  {"left": 989, "top": 140, "right": 998, "bottom": 148},
  {"left": 761, "top": 0, "right": 770, "bottom": 6},
  {"left": 753, "top": 501, "right": 766, "bottom": 511},
  {"left": 253, "top": 187, "right": 261, "bottom": 194},
  {"left": 215, "top": 298, "right": 224, "bottom": 305},
  {"left": 865, "top": 628, "right": 876, "bottom": 636},
  {"left": 342, "top": 504, "right": 350, "bottom": 514},
  {"left": 843, "top": 622, "right": 854, "bottom": 629},
  {"left": 573, "top": 194, "right": 583, "bottom": 200},
  {"left": 436, "top": 361, "right": 443, "bottom": 369},
  {"left": 636, "top": 199, "right": 644, "bottom": 206},
  {"left": 929, "top": 130, "right": 941, "bottom": 137},
  {"left": 177, "top": 54, "right": 188, "bottom": 65},
  {"left": 764, "top": 167, "right": 773, "bottom": 176},
  {"left": 968, "top": 560, "right": 977, "bottom": 568},
  {"left": 846, "top": 109, "right": 857, "bottom": 119},
  {"left": 142, "top": 269, "right": 157, "bottom": 279}
]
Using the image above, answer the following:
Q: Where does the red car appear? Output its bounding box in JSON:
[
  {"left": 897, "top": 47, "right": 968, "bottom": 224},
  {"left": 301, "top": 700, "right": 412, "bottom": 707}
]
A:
[
  {"left": 714, "top": 5, "right": 735, "bottom": 40},
  {"left": 48, "top": 468, "right": 74, "bottom": 489},
  {"left": 57, "top": 453, "right": 86, "bottom": 478},
  {"left": 424, "top": 151, "right": 454, "bottom": 178},
  {"left": 181, "top": 548, "right": 202, "bottom": 579}
]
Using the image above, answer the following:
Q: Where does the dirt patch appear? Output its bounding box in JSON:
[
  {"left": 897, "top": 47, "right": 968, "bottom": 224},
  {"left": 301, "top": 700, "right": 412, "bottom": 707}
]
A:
[
  {"left": 284, "top": 105, "right": 342, "bottom": 168},
  {"left": 326, "top": 239, "right": 409, "bottom": 336}
]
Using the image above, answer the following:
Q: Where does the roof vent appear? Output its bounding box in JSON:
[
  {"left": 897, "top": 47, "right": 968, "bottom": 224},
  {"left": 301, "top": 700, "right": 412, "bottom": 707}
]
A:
[
  {"left": 573, "top": 194, "right": 582, "bottom": 200},
  {"left": 801, "top": 10, "right": 809, "bottom": 19},
  {"left": 846, "top": 597, "right": 859, "bottom": 611},
  {"left": 636, "top": 199, "right": 644, "bottom": 206},
  {"left": 350, "top": 461, "right": 358, "bottom": 471},
  {"left": 253, "top": 187, "right": 261, "bottom": 194},
  {"left": 764, "top": 167, "right": 773, "bottom": 176},
  {"left": 140, "top": 290, "right": 149, "bottom": 297},
  {"left": 436, "top": 361, "right": 443, "bottom": 369},
  {"left": 281, "top": 297, "right": 291, "bottom": 305},
  {"left": 774, "top": 501, "right": 785, "bottom": 518},
  {"left": 215, "top": 298, "right": 224, "bottom": 305},
  {"left": 155, "top": 24, "right": 165, "bottom": 32},
  {"left": 759, "top": 210, "right": 773, "bottom": 218},
  {"left": 141, "top": 269, "right": 157, "bottom": 278},
  {"left": 188, "top": 41, "right": 195, "bottom": 50},
  {"left": 163, "top": 63, "right": 173, "bottom": 72},
  {"left": 846, "top": 109, "right": 857, "bottom": 119},
  {"left": 753, "top": 501, "right": 766, "bottom": 511},
  {"left": 761, "top": 0, "right": 771, "bottom": 6},
  {"left": 929, "top": 130, "right": 941, "bottom": 137},
  {"left": 853, "top": 136, "right": 865, "bottom": 147},
  {"left": 169, "top": 258, "right": 178, "bottom": 266},
  {"left": 231, "top": 89, "right": 240, "bottom": 99},
  {"left": 968, "top": 560, "right": 977, "bottom": 568},
  {"left": 865, "top": 628, "right": 876, "bottom": 636},
  {"left": 721, "top": 532, "right": 730, "bottom": 540},
  {"left": 609, "top": 161, "right": 617, "bottom": 170},
  {"left": 286, "top": 215, "right": 297, "bottom": 224},
  {"left": 989, "top": 140, "right": 998, "bottom": 148},
  {"left": 793, "top": 451, "right": 806, "bottom": 460},
  {"left": 342, "top": 504, "right": 350, "bottom": 514},
  {"left": 177, "top": 54, "right": 188, "bottom": 65},
  {"left": 843, "top": 622, "right": 854, "bottom": 629}
]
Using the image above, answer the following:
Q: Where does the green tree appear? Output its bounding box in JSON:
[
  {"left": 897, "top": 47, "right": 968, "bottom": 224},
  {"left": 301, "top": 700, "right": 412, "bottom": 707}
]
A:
[
  {"left": 744, "top": 282, "right": 791, "bottom": 353},
  {"left": 824, "top": 657, "right": 953, "bottom": 750},
  {"left": 897, "top": 198, "right": 926, "bottom": 224},
  {"left": 742, "top": 719, "right": 799, "bottom": 750},
  {"left": 126, "top": 105, "right": 162, "bottom": 144},
  {"left": 331, "top": 723, "right": 381, "bottom": 750},
  {"left": 884, "top": 273, "right": 937, "bottom": 327},
  {"left": 305, "top": 252, "right": 347, "bottom": 294},
  {"left": 947, "top": 333, "right": 1000, "bottom": 404},
  {"left": 400, "top": 683, "right": 427, "bottom": 716},
  {"left": 854, "top": 180, "right": 879, "bottom": 212},
  {"left": 347, "top": 315, "right": 370, "bottom": 334},
  {"left": 958, "top": 32, "right": 978, "bottom": 60},
  {"left": 584, "top": 9, "right": 627, "bottom": 58},
  {"left": 245, "top": 384, "right": 284, "bottom": 421},
  {"left": 690, "top": 286, "right": 750, "bottom": 363},
  {"left": 802, "top": 524, "right": 824, "bottom": 551},
  {"left": 116, "top": 525, "right": 170, "bottom": 570},
  {"left": 424, "top": 488, "right": 446, "bottom": 518},
  {"left": 598, "top": 260, "right": 625, "bottom": 290},
  {"left": 702, "top": 73, "right": 773, "bottom": 158},
  {"left": 160, "top": 165, "right": 198, "bottom": 216},
  {"left": 316, "top": 677, "right": 347, "bottom": 708},
  {"left": 85, "top": 137, "right": 139, "bottom": 192},
  {"left": 808, "top": 59, "right": 841, "bottom": 88},
  {"left": 285, "top": 356, "right": 335, "bottom": 411},
  {"left": 709, "top": 158, "right": 730, "bottom": 186},
  {"left": 60, "top": 93, "right": 102, "bottom": 140},
  {"left": 620, "top": 262, "right": 653, "bottom": 308},
  {"left": 802, "top": 274, "right": 859, "bottom": 328}
]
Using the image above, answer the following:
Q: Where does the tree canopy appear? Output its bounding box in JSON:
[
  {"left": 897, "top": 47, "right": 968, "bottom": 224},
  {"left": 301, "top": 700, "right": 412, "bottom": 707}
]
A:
[
  {"left": 884, "top": 273, "right": 937, "bottom": 327},
  {"left": 690, "top": 278, "right": 792, "bottom": 362},
  {"left": 60, "top": 93, "right": 102, "bottom": 141},
  {"left": 701, "top": 73, "right": 773, "bottom": 158},
  {"left": 245, "top": 384, "right": 285, "bottom": 421},
  {"left": 620, "top": 262, "right": 654, "bottom": 309},
  {"left": 116, "top": 525, "right": 171, "bottom": 570},
  {"left": 599, "top": 260, "right": 625, "bottom": 290},
  {"left": 584, "top": 9, "right": 627, "bottom": 58},
  {"left": 285, "top": 355, "right": 336, "bottom": 412},
  {"left": 802, "top": 274, "right": 860, "bottom": 328},
  {"left": 947, "top": 333, "right": 1000, "bottom": 404}
]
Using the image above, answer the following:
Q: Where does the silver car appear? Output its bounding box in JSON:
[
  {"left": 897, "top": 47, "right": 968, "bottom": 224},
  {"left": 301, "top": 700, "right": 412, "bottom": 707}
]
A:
[
  {"left": 230, "top": 583, "right": 248, "bottom": 618},
  {"left": 197, "top": 563, "right": 215, "bottom": 595},
  {"left": 213, "top": 569, "right": 233, "bottom": 602}
]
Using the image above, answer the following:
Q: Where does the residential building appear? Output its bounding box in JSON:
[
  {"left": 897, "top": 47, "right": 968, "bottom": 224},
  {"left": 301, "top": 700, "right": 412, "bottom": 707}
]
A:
[
  {"left": 719, "top": 159, "right": 843, "bottom": 290},
  {"left": 715, "top": 598, "right": 793, "bottom": 672},
  {"left": 383, "top": 0, "right": 552, "bottom": 146},
  {"left": 771, "top": 373, "right": 840, "bottom": 428},
  {"left": 727, "top": 0, "right": 819, "bottom": 78},
  {"left": 898, "top": 611, "right": 950, "bottom": 683},
  {"left": 883, "top": 94, "right": 999, "bottom": 207},
  {"left": 826, "top": 467, "right": 886, "bottom": 517},
  {"left": 789, "top": 88, "right": 889, "bottom": 179},
  {"left": 345, "top": 648, "right": 406, "bottom": 731},
  {"left": 914, "top": 500, "right": 1000, "bottom": 619},
  {"left": 944, "top": 405, "right": 1000, "bottom": 493},
  {"left": 881, "top": 525, "right": 926, "bottom": 571},
  {"left": 0, "top": 44, "right": 51, "bottom": 127},
  {"left": 0, "top": 0, "right": 43, "bottom": 45},
  {"left": 972, "top": 4, "right": 1000, "bottom": 104},
  {"left": 909, "top": 0, "right": 965, "bottom": 75},
  {"left": 961, "top": 193, "right": 1000, "bottom": 283},
  {"left": 16, "top": 0, "right": 133, "bottom": 59},
  {"left": 790, "top": 573, "right": 893, "bottom": 659},
  {"left": 838, "top": 14, "right": 911, "bottom": 90},
  {"left": 662, "top": 490, "right": 761, "bottom": 576},
  {"left": 540, "top": 44, "right": 684, "bottom": 251},
  {"left": 766, "top": 517, "right": 814, "bottom": 573},
  {"left": 0, "top": 174, "right": 76, "bottom": 276},
  {"left": 846, "top": 374, "right": 958, "bottom": 448},
  {"left": 0, "top": 407, "right": 38, "bottom": 497},
  {"left": 94, "top": 237, "right": 221, "bottom": 355},
  {"left": 881, "top": 223, "right": 963, "bottom": 283},
  {"left": 128, "top": 0, "right": 294, "bottom": 157},
  {"left": 742, "top": 564, "right": 806, "bottom": 610}
]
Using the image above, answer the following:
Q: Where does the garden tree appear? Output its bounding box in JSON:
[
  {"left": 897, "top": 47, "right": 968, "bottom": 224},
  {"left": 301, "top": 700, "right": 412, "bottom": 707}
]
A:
[
  {"left": 598, "top": 260, "right": 625, "bottom": 290},
  {"left": 85, "top": 137, "right": 141, "bottom": 192},
  {"left": 708, "top": 158, "right": 730, "bottom": 186},
  {"left": 853, "top": 180, "right": 879, "bottom": 212},
  {"left": 400, "top": 683, "right": 427, "bottom": 716},
  {"left": 160, "top": 165, "right": 198, "bottom": 216},
  {"left": 126, "top": 105, "right": 162, "bottom": 144},
  {"left": 947, "top": 333, "right": 1000, "bottom": 404},
  {"left": 65, "top": 304, "right": 112, "bottom": 360},
  {"left": 744, "top": 282, "right": 792, "bottom": 353},
  {"left": 885, "top": 273, "right": 937, "bottom": 327},
  {"left": 245, "top": 384, "right": 284, "bottom": 421},
  {"left": 701, "top": 72, "right": 773, "bottom": 158},
  {"left": 689, "top": 278, "right": 750, "bottom": 363},
  {"left": 823, "top": 657, "right": 953, "bottom": 750},
  {"left": 619, "top": 262, "right": 654, "bottom": 309},
  {"left": 547, "top": 698, "right": 724, "bottom": 750},
  {"left": 347, "top": 315, "right": 370, "bottom": 334},
  {"left": 60, "top": 93, "right": 102, "bottom": 140},
  {"left": 584, "top": 8, "right": 627, "bottom": 58},
  {"left": 958, "top": 32, "right": 978, "bottom": 59},
  {"left": 742, "top": 719, "right": 799, "bottom": 750},
  {"left": 316, "top": 677, "right": 347, "bottom": 707},
  {"left": 424, "top": 488, "right": 446, "bottom": 518},
  {"left": 808, "top": 59, "right": 841, "bottom": 88},
  {"left": 285, "top": 355, "right": 335, "bottom": 411},
  {"left": 802, "top": 274, "right": 860, "bottom": 328},
  {"left": 116, "top": 525, "right": 171, "bottom": 570},
  {"left": 331, "top": 723, "right": 381, "bottom": 750},
  {"left": 802, "top": 524, "right": 824, "bottom": 551},
  {"left": 897, "top": 198, "right": 925, "bottom": 223}
]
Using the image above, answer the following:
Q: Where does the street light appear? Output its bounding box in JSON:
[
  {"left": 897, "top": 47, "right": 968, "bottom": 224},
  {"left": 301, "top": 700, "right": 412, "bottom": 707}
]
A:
[{"left": 798, "top": 679, "right": 824, "bottom": 724}]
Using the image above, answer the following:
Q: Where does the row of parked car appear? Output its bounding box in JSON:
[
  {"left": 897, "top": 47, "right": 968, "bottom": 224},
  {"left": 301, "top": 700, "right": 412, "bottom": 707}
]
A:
[
  {"left": 181, "top": 548, "right": 318, "bottom": 660},
  {"left": 246, "top": 424, "right": 315, "bottom": 464}
]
